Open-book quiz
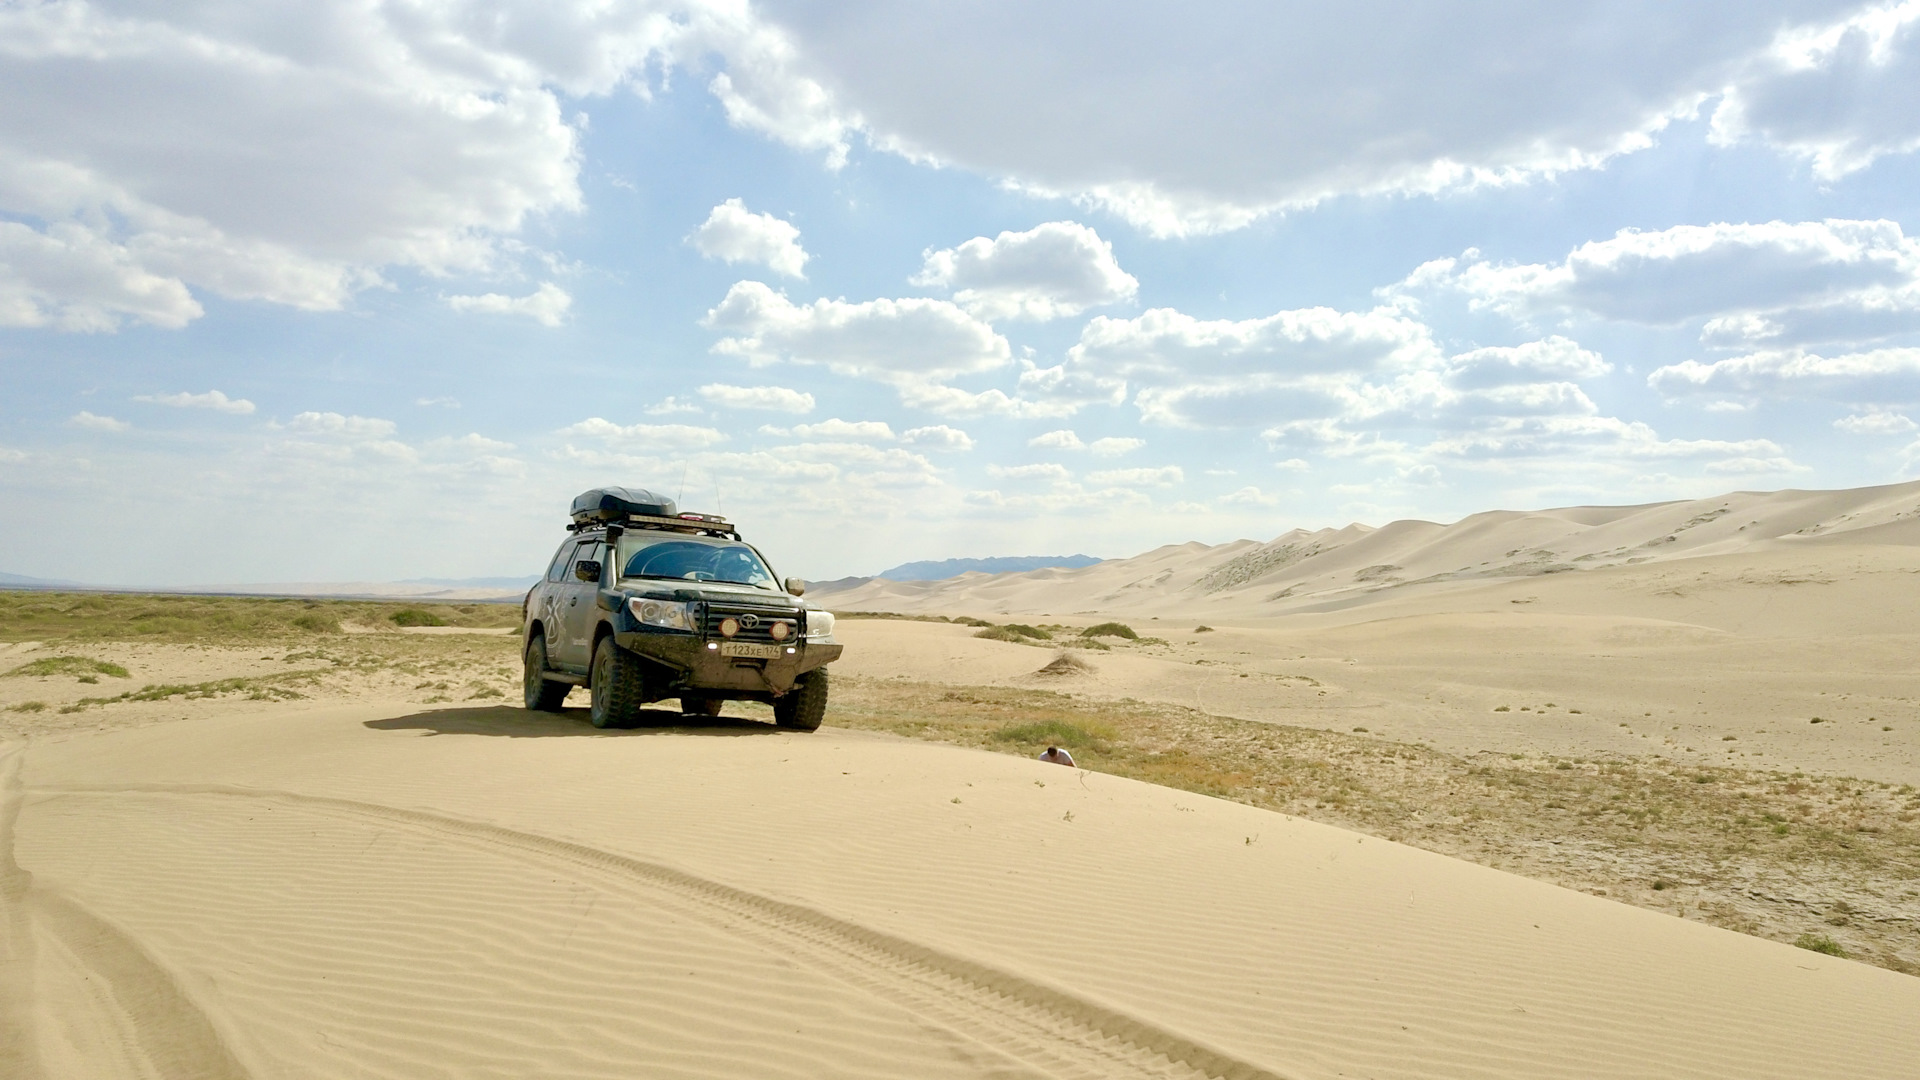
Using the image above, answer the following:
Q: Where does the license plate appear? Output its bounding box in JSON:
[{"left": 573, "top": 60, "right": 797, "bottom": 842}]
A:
[{"left": 719, "top": 642, "right": 782, "bottom": 659}]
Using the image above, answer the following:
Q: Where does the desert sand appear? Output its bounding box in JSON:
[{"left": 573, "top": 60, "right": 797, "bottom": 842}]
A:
[
  {"left": 5, "top": 707, "right": 1918, "bottom": 1080},
  {"left": 2, "top": 481, "right": 1919, "bottom": 1078}
]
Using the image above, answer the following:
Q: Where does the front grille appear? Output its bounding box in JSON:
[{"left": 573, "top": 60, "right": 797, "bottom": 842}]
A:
[{"left": 704, "top": 605, "right": 800, "bottom": 644}]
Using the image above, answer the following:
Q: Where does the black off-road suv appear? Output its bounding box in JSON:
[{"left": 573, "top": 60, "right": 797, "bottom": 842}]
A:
[{"left": 522, "top": 487, "right": 841, "bottom": 730}]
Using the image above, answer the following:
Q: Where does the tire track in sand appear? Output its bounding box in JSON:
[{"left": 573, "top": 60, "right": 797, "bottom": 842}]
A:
[
  {"left": 3, "top": 754, "right": 250, "bottom": 1080},
  {"left": 43, "top": 782, "right": 1288, "bottom": 1080}
]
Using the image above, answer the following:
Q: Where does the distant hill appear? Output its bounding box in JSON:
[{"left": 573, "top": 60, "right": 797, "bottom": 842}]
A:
[
  {"left": 0, "top": 570, "right": 85, "bottom": 588},
  {"left": 876, "top": 555, "right": 1102, "bottom": 581},
  {"left": 810, "top": 479, "right": 1920, "bottom": 618},
  {"left": 401, "top": 576, "right": 541, "bottom": 589}
]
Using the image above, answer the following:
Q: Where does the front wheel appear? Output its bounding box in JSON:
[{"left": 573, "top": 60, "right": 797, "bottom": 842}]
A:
[
  {"left": 523, "top": 634, "right": 569, "bottom": 712},
  {"left": 773, "top": 667, "right": 828, "bottom": 732},
  {"left": 589, "top": 637, "right": 645, "bottom": 729}
]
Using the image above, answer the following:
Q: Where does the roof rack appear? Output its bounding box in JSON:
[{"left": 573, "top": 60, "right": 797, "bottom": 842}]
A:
[{"left": 569, "top": 511, "right": 740, "bottom": 540}]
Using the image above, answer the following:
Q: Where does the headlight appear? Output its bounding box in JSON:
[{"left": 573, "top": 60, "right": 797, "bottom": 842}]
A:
[
  {"left": 804, "top": 609, "right": 835, "bottom": 641},
  {"left": 628, "top": 597, "right": 696, "bottom": 631}
]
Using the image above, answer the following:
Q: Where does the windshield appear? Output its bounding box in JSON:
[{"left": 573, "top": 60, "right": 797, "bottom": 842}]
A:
[{"left": 617, "top": 533, "right": 777, "bottom": 589}]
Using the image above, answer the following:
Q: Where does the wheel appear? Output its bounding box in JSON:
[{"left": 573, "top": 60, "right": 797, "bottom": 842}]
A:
[
  {"left": 682, "top": 697, "right": 724, "bottom": 717},
  {"left": 523, "top": 634, "right": 569, "bottom": 711},
  {"left": 589, "top": 636, "right": 645, "bottom": 729},
  {"left": 773, "top": 667, "right": 828, "bottom": 731}
]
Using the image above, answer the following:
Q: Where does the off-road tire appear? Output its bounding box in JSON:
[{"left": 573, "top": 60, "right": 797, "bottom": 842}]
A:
[
  {"left": 589, "top": 636, "right": 645, "bottom": 729},
  {"left": 523, "top": 634, "right": 569, "bottom": 712},
  {"left": 773, "top": 667, "right": 828, "bottom": 731},
  {"left": 682, "top": 697, "right": 724, "bottom": 717}
]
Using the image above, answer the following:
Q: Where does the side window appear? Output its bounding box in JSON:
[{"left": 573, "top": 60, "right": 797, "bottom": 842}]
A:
[{"left": 545, "top": 542, "right": 579, "bottom": 584}]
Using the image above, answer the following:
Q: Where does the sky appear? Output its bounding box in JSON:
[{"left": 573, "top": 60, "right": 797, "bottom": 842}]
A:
[{"left": 4, "top": 0, "right": 1920, "bottom": 586}]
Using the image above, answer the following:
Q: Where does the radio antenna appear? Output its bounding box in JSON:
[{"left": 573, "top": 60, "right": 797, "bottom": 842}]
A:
[{"left": 677, "top": 463, "right": 688, "bottom": 505}]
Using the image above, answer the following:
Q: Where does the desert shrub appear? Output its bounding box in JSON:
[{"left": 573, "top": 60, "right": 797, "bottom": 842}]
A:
[
  {"left": 990, "top": 719, "right": 1112, "bottom": 749},
  {"left": 291, "top": 614, "right": 341, "bottom": 633},
  {"left": 4, "top": 656, "right": 130, "bottom": 679},
  {"left": 1081, "top": 621, "right": 1138, "bottom": 640},
  {"left": 1794, "top": 932, "right": 1847, "bottom": 957},
  {"left": 7, "top": 701, "right": 47, "bottom": 713},
  {"left": 974, "top": 625, "right": 1050, "bottom": 644},
  {"left": 390, "top": 608, "right": 449, "bottom": 628},
  {"left": 1193, "top": 625, "right": 1215, "bottom": 633},
  {"left": 954, "top": 616, "right": 994, "bottom": 627}
]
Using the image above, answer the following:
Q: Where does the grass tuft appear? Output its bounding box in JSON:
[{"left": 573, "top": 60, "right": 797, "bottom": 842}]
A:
[
  {"left": 4, "top": 656, "right": 130, "bottom": 679},
  {"left": 1794, "top": 932, "right": 1847, "bottom": 957},
  {"left": 973, "top": 624, "right": 1051, "bottom": 644},
  {"left": 0, "top": 591, "right": 514, "bottom": 643},
  {"left": 1081, "top": 621, "right": 1139, "bottom": 640},
  {"left": 990, "top": 719, "right": 1112, "bottom": 749},
  {"left": 390, "top": 608, "right": 449, "bottom": 628}
]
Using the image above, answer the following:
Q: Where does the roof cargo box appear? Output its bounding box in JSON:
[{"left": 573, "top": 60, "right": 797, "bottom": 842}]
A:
[{"left": 571, "top": 486, "right": 677, "bottom": 524}]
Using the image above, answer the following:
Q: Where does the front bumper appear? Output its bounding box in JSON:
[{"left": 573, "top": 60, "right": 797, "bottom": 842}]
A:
[{"left": 613, "top": 631, "right": 842, "bottom": 697}]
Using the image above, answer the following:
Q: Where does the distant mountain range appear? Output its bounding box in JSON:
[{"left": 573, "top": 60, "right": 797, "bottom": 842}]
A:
[
  {"left": 810, "top": 480, "right": 1920, "bottom": 618},
  {"left": 0, "top": 570, "right": 84, "bottom": 587},
  {"left": 875, "top": 555, "right": 1102, "bottom": 581},
  {"left": 400, "top": 576, "right": 542, "bottom": 589}
]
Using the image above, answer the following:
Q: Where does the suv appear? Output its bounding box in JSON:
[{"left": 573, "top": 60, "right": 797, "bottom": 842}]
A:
[{"left": 521, "top": 487, "right": 841, "bottom": 730}]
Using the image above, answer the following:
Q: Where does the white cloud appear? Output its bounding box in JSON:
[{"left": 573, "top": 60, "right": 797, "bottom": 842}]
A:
[
  {"left": 1835, "top": 409, "right": 1917, "bottom": 433},
  {"left": 1027, "top": 429, "right": 1085, "bottom": 450},
  {"left": 701, "top": 280, "right": 1051, "bottom": 416},
  {"left": 416, "top": 397, "right": 460, "bottom": 408},
  {"left": 1408, "top": 220, "right": 1920, "bottom": 349},
  {"left": 987, "top": 462, "right": 1073, "bottom": 482},
  {"left": 68, "top": 411, "right": 128, "bottom": 432},
  {"left": 0, "top": 2, "right": 875, "bottom": 333},
  {"left": 132, "top": 389, "right": 255, "bottom": 415},
  {"left": 0, "top": 221, "right": 203, "bottom": 331},
  {"left": 1220, "top": 486, "right": 1279, "bottom": 507},
  {"left": 698, "top": 383, "right": 816, "bottom": 413},
  {"left": 1712, "top": 4, "right": 1920, "bottom": 179},
  {"left": 1086, "top": 465, "right": 1183, "bottom": 487},
  {"left": 912, "top": 221, "right": 1136, "bottom": 321},
  {"left": 558, "top": 418, "right": 729, "bottom": 448},
  {"left": 288, "top": 412, "right": 398, "bottom": 439},
  {"left": 746, "top": 3, "right": 1865, "bottom": 235},
  {"left": 788, "top": 418, "right": 895, "bottom": 441},
  {"left": 445, "top": 283, "right": 572, "bottom": 327},
  {"left": 1423, "top": 415, "right": 1789, "bottom": 464},
  {"left": 900, "top": 425, "right": 975, "bottom": 452},
  {"left": 645, "top": 396, "right": 705, "bottom": 416},
  {"left": 1703, "top": 456, "right": 1810, "bottom": 475},
  {"left": 1075, "top": 305, "right": 1436, "bottom": 381},
  {"left": 1088, "top": 436, "right": 1145, "bottom": 457},
  {"left": 1069, "top": 303, "right": 1440, "bottom": 427},
  {"left": 1444, "top": 337, "right": 1611, "bottom": 388},
  {"left": 430, "top": 433, "right": 517, "bottom": 453},
  {"left": 690, "top": 198, "right": 810, "bottom": 278},
  {"left": 1648, "top": 346, "right": 1920, "bottom": 398},
  {"left": 705, "top": 281, "right": 1009, "bottom": 379}
]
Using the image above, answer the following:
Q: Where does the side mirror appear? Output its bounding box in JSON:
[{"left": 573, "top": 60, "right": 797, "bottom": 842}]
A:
[
  {"left": 784, "top": 577, "right": 806, "bottom": 596},
  {"left": 574, "top": 559, "right": 603, "bottom": 583}
]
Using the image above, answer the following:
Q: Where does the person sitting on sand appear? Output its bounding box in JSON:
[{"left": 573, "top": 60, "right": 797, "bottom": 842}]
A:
[{"left": 1038, "top": 746, "right": 1075, "bottom": 767}]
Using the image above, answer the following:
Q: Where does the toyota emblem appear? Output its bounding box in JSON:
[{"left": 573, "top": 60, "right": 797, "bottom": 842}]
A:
[{"left": 738, "top": 613, "right": 760, "bottom": 629}]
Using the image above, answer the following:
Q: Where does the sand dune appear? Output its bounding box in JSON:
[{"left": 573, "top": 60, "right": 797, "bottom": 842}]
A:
[
  {"left": 811, "top": 480, "right": 1920, "bottom": 617},
  {"left": 6, "top": 709, "right": 1918, "bottom": 1079}
]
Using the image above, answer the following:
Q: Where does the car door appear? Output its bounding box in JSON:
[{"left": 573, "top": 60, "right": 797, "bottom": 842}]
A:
[
  {"left": 555, "top": 539, "right": 606, "bottom": 672},
  {"left": 532, "top": 540, "right": 577, "bottom": 657}
]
